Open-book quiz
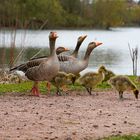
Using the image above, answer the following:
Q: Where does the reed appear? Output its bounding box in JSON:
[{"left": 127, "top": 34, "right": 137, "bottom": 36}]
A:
[{"left": 128, "top": 43, "right": 139, "bottom": 76}]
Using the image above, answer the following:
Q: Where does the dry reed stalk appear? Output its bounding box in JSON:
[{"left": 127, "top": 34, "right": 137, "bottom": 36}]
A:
[{"left": 128, "top": 43, "right": 138, "bottom": 76}]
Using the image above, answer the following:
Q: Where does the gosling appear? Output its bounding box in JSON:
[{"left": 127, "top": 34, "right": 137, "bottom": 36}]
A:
[
  {"left": 108, "top": 75, "right": 139, "bottom": 100},
  {"left": 99, "top": 65, "right": 115, "bottom": 82},
  {"left": 78, "top": 66, "right": 104, "bottom": 95},
  {"left": 51, "top": 72, "right": 76, "bottom": 95}
]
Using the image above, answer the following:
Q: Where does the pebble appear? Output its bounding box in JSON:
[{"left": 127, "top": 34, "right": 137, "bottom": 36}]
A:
[
  {"left": 4, "top": 112, "right": 8, "bottom": 115},
  {"left": 112, "top": 123, "right": 116, "bottom": 125},
  {"left": 104, "top": 125, "right": 110, "bottom": 128},
  {"left": 124, "top": 121, "right": 127, "bottom": 124},
  {"left": 93, "top": 124, "right": 99, "bottom": 128},
  {"left": 65, "top": 137, "right": 72, "bottom": 140}
]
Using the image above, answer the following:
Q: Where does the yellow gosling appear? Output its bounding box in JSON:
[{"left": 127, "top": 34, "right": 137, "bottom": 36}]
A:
[
  {"left": 99, "top": 65, "right": 115, "bottom": 82},
  {"left": 108, "top": 75, "right": 139, "bottom": 100},
  {"left": 78, "top": 66, "right": 104, "bottom": 95},
  {"left": 51, "top": 72, "right": 76, "bottom": 95}
]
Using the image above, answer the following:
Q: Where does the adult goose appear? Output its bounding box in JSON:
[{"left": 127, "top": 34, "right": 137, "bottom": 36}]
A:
[
  {"left": 11, "top": 32, "right": 60, "bottom": 96},
  {"left": 59, "top": 41, "right": 103, "bottom": 75}
]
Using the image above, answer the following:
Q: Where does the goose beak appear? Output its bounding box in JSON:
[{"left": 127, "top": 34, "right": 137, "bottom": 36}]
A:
[
  {"left": 53, "top": 32, "right": 58, "bottom": 38},
  {"left": 64, "top": 48, "right": 70, "bottom": 51},
  {"left": 95, "top": 42, "right": 103, "bottom": 46},
  {"left": 82, "top": 35, "right": 87, "bottom": 39}
]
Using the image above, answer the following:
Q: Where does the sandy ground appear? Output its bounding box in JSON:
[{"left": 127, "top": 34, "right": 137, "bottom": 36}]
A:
[{"left": 0, "top": 90, "right": 140, "bottom": 140}]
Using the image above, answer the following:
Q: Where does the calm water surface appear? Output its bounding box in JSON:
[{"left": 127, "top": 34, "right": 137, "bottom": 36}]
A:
[{"left": 1, "top": 27, "right": 140, "bottom": 75}]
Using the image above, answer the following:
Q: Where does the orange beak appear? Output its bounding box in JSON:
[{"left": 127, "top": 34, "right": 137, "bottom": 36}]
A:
[
  {"left": 95, "top": 42, "right": 103, "bottom": 46},
  {"left": 82, "top": 35, "right": 87, "bottom": 39},
  {"left": 53, "top": 32, "right": 58, "bottom": 38},
  {"left": 64, "top": 48, "right": 70, "bottom": 51}
]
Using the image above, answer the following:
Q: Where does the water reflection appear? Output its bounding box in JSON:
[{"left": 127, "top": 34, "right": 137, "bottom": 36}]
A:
[{"left": 0, "top": 28, "right": 140, "bottom": 75}]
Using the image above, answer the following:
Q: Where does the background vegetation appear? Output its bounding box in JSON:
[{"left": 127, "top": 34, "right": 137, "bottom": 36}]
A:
[{"left": 0, "top": 0, "right": 140, "bottom": 30}]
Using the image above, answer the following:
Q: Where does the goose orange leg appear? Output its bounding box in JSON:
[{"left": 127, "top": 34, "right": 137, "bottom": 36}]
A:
[
  {"left": 31, "top": 81, "right": 40, "bottom": 97},
  {"left": 46, "top": 82, "right": 51, "bottom": 94}
]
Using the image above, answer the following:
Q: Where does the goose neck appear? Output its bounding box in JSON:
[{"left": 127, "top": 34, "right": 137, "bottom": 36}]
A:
[
  {"left": 83, "top": 49, "right": 92, "bottom": 60},
  {"left": 50, "top": 39, "right": 56, "bottom": 56},
  {"left": 71, "top": 41, "right": 81, "bottom": 57}
]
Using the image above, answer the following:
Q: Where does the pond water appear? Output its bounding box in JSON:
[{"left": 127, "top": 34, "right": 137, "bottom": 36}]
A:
[{"left": 0, "top": 27, "right": 140, "bottom": 75}]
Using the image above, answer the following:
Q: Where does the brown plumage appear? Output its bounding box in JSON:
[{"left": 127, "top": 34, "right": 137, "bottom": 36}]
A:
[
  {"left": 11, "top": 32, "right": 60, "bottom": 96},
  {"left": 30, "top": 47, "right": 69, "bottom": 60},
  {"left": 108, "top": 75, "right": 139, "bottom": 100},
  {"left": 10, "top": 47, "right": 69, "bottom": 73}
]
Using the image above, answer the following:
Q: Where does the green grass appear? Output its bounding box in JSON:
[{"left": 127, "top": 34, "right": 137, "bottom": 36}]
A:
[
  {"left": 101, "top": 134, "right": 140, "bottom": 140},
  {"left": 0, "top": 81, "right": 54, "bottom": 94},
  {"left": 0, "top": 81, "right": 85, "bottom": 94},
  {"left": 0, "top": 75, "right": 139, "bottom": 94}
]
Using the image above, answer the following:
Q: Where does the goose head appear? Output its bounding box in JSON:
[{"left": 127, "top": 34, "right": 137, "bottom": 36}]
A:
[
  {"left": 56, "top": 47, "right": 69, "bottom": 55},
  {"left": 78, "top": 35, "right": 87, "bottom": 44},
  {"left": 71, "top": 35, "right": 87, "bottom": 58},
  {"left": 84, "top": 41, "right": 102, "bottom": 60},
  {"left": 49, "top": 31, "right": 58, "bottom": 40},
  {"left": 49, "top": 32, "right": 58, "bottom": 55},
  {"left": 88, "top": 41, "right": 102, "bottom": 52},
  {"left": 98, "top": 65, "right": 106, "bottom": 73}
]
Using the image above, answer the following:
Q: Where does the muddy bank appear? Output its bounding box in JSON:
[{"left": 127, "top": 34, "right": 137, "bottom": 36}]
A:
[{"left": 0, "top": 91, "right": 140, "bottom": 140}]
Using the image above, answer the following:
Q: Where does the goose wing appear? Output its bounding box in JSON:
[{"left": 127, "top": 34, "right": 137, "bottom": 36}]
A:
[{"left": 10, "top": 58, "right": 47, "bottom": 73}]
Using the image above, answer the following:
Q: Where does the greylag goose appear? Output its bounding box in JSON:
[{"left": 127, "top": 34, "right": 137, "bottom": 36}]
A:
[
  {"left": 99, "top": 65, "right": 115, "bottom": 83},
  {"left": 108, "top": 75, "right": 139, "bottom": 100},
  {"left": 11, "top": 32, "right": 60, "bottom": 96},
  {"left": 59, "top": 41, "right": 103, "bottom": 74},
  {"left": 78, "top": 66, "right": 104, "bottom": 95},
  {"left": 25, "top": 31, "right": 60, "bottom": 96},
  {"left": 51, "top": 72, "right": 76, "bottom": 95}
]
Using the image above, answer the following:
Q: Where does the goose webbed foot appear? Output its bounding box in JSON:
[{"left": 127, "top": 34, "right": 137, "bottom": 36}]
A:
[
  {"left": 31, "top": 86, "right": 40, "bottom": 97},
  {"left": 31, "top": 81, "right": 40, "bottom": 97}
]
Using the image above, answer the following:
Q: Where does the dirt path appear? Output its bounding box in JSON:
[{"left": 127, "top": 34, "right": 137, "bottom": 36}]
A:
[{"left": 0, "top": 91, "right": 140, "bottom": 140}]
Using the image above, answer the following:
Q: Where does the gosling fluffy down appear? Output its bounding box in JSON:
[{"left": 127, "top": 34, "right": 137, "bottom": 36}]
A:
[
  {"left": 78, "top": 66, "right": 104, "bottom": 95},
  {"left": 51, "top": 72, "right": 76, "bottom": 95},
  {"left": 108, "top": 75, "right": 139, "bottom": 99},
  {"left": 99, "top": 65, "right": 115, "bottom": 82}
]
